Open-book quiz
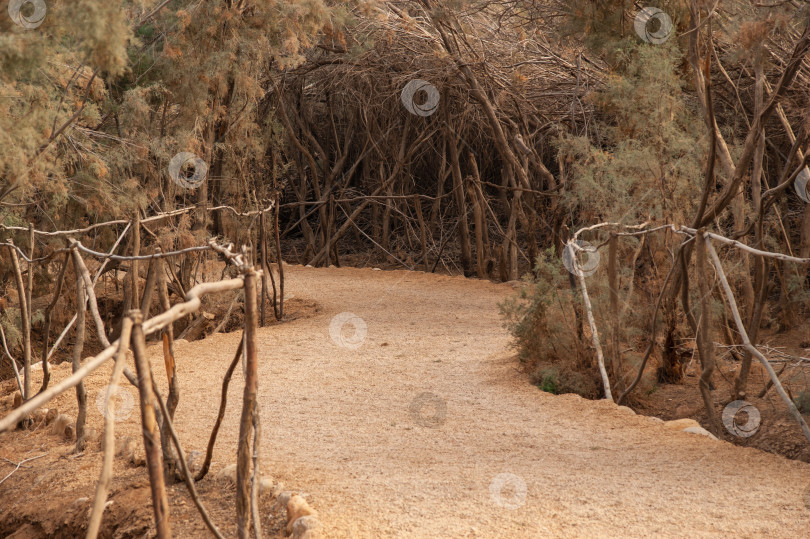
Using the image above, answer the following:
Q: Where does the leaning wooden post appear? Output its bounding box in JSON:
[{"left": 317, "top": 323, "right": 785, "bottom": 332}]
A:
[
  {"left": 236, "top": 267, "right": 259, "bottom": 539},
  {"left": 570, "top": 240, "right": 613, "bottom": 401},
  {"left": 130, "top": 309, "right": 172, "bottom": 538},
  {"left": 7, "top": 242, "right": 31, "bottom": 401}
]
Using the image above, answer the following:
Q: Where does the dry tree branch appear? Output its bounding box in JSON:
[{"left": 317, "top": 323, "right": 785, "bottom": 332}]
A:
[
  {"left": 38, "top": 252, "right": 69, "bottom": 395},
  {"left": 6, "top": 242, "right": 32, "bottom": 401},
  {"left": 236, "top": 269, "right": 260, "bottom": 539},
  {"left": 694, "top": 230, "right": 722, "bottom": 435},
  {"left": 130, "top": 310, "right": 171, "bottom": 538},
  {"left": 704, "top": 236, "right": 810, "bottom": 444},
  {"left": 86, "top": 317, "right": 133, "bottom": 539},
  {"left": 0, "top": 277, "right": 245, "bottom": 433},
  {"left": 568, "top": 240, "right": 612, "bottom": 401},
  {"left": 0, "top": 322, "right": 23, "bottom": 396},
  {"left": 195, "top": 335, "right": 243, "bottom": 482},
  {"left": 71, "top": 256, "right": 88, "bottom": 453},
  {"left": 70, "top": 244, "right": 112, "bottom": 348},
  {"left": 0, "top": 202, "right": 274, "bottom": 237},
  {"left": 250, "top": 400, "right": 262, "bottom": 539},
  {"left": 150, "top": 377, "right": 225, "bottom": 539},
  {"left": 45, "top": 223, "right": 130, "bottom": 362},
  {"left": 0, "top": 453, "right": 47, "bottom": 487}
]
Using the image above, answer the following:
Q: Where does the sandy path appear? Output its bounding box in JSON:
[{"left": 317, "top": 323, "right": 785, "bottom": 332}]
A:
[{"left": 83, "top": 265, "right": 810, "bottom": 536}]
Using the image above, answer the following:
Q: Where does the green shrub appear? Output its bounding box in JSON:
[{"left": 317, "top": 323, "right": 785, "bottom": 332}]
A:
[
  {"left": 499, "top": 247, "right": 580, "bottom": 368},
  {"left": 534, "top": 366, "right": 598, "bottom": 398}
]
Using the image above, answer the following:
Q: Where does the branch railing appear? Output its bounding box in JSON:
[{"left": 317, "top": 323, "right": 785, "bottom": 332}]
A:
[
  {"left": 566, "top": 222, "right": 810, "bottom": 445},
  {"left": 1, "top": 215, "right": 276, "bottom": 537}
]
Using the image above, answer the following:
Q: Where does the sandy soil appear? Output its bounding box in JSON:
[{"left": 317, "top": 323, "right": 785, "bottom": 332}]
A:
[{"left": 3, "top": 264, "right": 810, "bottom": 537}]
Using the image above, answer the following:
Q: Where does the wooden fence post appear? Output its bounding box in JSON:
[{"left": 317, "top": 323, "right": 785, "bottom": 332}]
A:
[
  {"left": 236, "top": 268, "right": 259, "bottom": 538},
  {"left": 130, "top": 309, "right": 172, "bottom": 538}
]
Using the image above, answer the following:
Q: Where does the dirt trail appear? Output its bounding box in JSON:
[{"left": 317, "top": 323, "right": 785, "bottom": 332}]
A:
[
  {"left": 157, "top": 265, "right": 808, "bottom": 538},
  {"left": 12, "top": 265, "right": 810, "bottom": 537}
]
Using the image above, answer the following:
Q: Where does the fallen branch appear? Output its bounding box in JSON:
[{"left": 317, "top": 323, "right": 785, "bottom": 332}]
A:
[{"left": 0, "top": 453, "right": 47, "bottom": 487}]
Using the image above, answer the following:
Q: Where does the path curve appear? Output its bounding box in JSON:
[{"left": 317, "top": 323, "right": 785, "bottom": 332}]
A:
[{"left": 162, "top": 265, "right": 810, "bottom": 537}]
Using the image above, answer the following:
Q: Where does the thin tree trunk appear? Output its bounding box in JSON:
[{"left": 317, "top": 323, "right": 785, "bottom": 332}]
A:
[
  {"left": 695, "top": 230, "right": 721, "bottom": 435},
  {"left": 7, "top": 244, "right": 31, "bottom": 401},
  {"left": 274, "top": 195, "right": 285, "bottom": 319},
  {"left": 39, "top": 253, "right": 69, "bottom": 394},
  {"left": 608, "top": 234, "right": 621, "bottom": 389},
  {"left": 468, "top": 152, "right": 487, "bottom": 277},
  {"left": 447, "top": 126, "right": 472, "bottom": 275},
  {"left": 260, "top": 211, "right": 268, "bottom": 326}
]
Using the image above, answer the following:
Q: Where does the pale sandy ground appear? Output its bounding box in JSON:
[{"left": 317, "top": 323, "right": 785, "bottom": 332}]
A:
[{"left": 33, "top": 265, "right": 810, "bottom": 537}]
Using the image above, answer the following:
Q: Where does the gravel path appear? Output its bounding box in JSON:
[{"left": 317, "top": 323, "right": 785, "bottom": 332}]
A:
[{"left": 112, "top": 265, "right": 810, "bottom": 536}]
